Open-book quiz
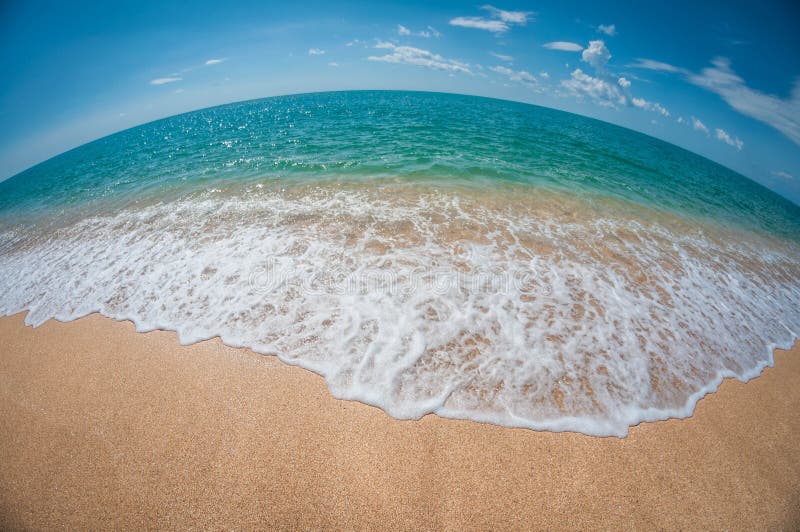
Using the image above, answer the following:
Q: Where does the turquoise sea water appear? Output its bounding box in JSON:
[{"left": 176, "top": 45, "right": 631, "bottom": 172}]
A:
[{"left": 1, "top": 91, "right": 798, "bottom": 436}]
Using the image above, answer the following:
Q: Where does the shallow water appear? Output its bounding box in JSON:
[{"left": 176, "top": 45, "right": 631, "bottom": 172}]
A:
[{"left": 1, "top": 91, "right": 798, "bottom": 436}]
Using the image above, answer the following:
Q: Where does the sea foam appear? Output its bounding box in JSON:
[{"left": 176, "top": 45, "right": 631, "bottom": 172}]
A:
[{"left": 1, "top": 182, "right": 798, "bottom": 436}]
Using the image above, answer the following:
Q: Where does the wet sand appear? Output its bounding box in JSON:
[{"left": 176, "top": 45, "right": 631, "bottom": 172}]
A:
[{"left": 0, "top": 312, "right": 798, "bottom": 529}]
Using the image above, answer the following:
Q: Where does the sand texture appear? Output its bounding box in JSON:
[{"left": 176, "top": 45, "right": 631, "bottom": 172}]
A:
[{"left": 1, "top": 312, "right": 798, "bottom": 529}]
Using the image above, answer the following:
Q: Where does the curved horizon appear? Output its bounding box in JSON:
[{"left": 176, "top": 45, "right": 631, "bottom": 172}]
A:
[{"left": 4, "top": 88, "right": 800, "bottom": 209}]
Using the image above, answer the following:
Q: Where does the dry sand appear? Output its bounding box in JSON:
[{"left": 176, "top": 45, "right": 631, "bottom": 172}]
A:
[{"left": 0, "top": 312, "right": 798, "bottom": 529}]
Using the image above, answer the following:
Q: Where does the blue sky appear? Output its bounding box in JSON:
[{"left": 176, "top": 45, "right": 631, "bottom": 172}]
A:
[{"left": 1, "top": 0, "right": 799, "bottom": 203}]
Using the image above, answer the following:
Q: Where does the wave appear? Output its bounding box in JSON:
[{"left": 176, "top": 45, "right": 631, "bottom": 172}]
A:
[{"left": 1, "top": 182, "right": 798, "bottom": 436}]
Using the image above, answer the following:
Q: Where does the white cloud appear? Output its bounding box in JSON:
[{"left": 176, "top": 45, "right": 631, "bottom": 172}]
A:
[
  {"left": 627, "top": 56, "right": 800, "bottom": 147},
  {"left": 205, "top": 58, "right": 225, "bottom": 65},
  {"left": 449, "top": 5, "right": 530, "bottom": 33},
  {"left": 632, "top": 97, "right": 670, "bottom": 117},
  {"left": 629, "top": 58, "right": 687, "bottom": 74},
  {"left": 772, "top": 170, "right": 794, "bottom": 180},
  {"left": 689, "top": 57, "right": 800, "bottom": 146},
  {"left": 328, "top": 62, "right": 339, "bottom": 67},
  {"left": 368, "top": 43, "right": 472, "bottom": 74},
  {"left": 691, "top": 116, "right": 709, "bottom": 134},
  {"left": 173, "top": 88, "right": 184, "bottom": 94},
  {"left": 480, "top": 5, "right": 532, "bottom": 24},
  {"left": 581, "top": 40, "right": 611, "bottom": 70},
  {"left": 491, "top": 52, "right": 513, "bottom": 62},
  {"left": 559, "top": 41, "right": 669, "bottom": 118},
  {"left": 597, "top": 24, "right": 616, "bottom": 36},
  {"left": 677, "top": 116, "right": 685, "bottom": 124},
  {"left": 308, "top": 48, "right": 326, "bottom": 55},
  {"left": 561, "top": 68, "right": 626, "bottom": 107},
  {"left": 715, "top": 128, "right": 744, "bottom": 150},
  {"left": 540, "top": 71, "right": 549, "bottom": 79},
  {"left": 345, "top": 39, "right": 363, "bottom": 47},
  {"left": 490, "top": 65, "right": 538, "bottom": 88},
  {"left": 150, "top": 77, "right": 182, "bottom": 85},
  {"left": 398, "top": 24, "right": 441, "bottom": 38},
  {"left": 542, "top": 41, "right": 583, "bottom": 52},
  {"left": 426, "top": 26, "right": 443, "bottom": 38},
  {"left": 449, "top": 16, "right": 508, "bottom": 33}
]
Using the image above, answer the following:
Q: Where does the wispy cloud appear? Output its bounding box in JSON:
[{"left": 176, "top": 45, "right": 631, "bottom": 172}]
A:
[
  {"left": 490, "top": 65, "right": 538, "bottom": 89},
  {"left": 368, "top": 43, "right": 471, "bottom": 74},
  {"left": 449, "top": 5, "right": 531, "bottom": 33},
  {"left": 691, "top": 116, "right": 709, "bottom": 134},
  {"left": 633, "top": 55, "right": 800, "bottom": 147},
  {"left": 480, "top": 5, "right": 532, "bottom": 24},
  {"left": 715, "top": 128, "right": 744, "bottom": 150},
  {"left": 397, "top": 24, "right": 441, "bottom": 38},
  {"left": 328, "top": 62, "right": 339, "bottom": 67},
  {"left": 205, "top": 58, "right": 226, "bottom": 65},
  {"left": 427, "top": 26, "right": 442, "bottom": 38},
  {"left": 308, "top": 48, "right": 326, "bottom": 55},
  {"left": 561, "top": 69, "right": 626, "bottom": 107},
  {"left": 449, "top": 17, "right": 508, "bottom": 33},
  {"left": 150, "top": 77, "right": 182, "bottom": 85},
  {"left": 490, "top": 52, "right": 513, "bottom": 62},
  {"left": 689, "top": 57, "right": 800, "bottom": 146},
  {"left": 618, "top": 77, "right": 631, "bottom": 88},
  {"left": 629, "top": 58, "right": 687, "bottom": 74},
  {"left": 772, "top": 170, "right": 795, "bottom": 180},
  {"left": 597, "top": 24, "right": 616, "bottom": 36},
  {"left": 632, "top": 97, "right": 670, "bottom": 116},
  {"left": 542, "top": 41, "right": 583, "bottom": 52}
]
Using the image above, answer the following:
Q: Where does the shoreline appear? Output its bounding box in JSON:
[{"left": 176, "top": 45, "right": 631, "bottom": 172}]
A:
[{"left": 1, "top": 311, "right": 799, "bottom": 528}]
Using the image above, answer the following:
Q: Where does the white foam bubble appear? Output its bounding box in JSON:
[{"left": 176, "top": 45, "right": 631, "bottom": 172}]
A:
[{"left": 1, "top": 183, "right": 798, "bottom": 437}]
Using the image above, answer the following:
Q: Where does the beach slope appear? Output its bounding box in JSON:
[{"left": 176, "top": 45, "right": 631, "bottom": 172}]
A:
[{"left": 1, "top": 312, "right": 798, "bottom": 529}]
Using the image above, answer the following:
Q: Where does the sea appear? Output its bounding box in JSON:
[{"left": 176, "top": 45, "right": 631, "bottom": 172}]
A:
[{"left": 1, "top": 90, "right": 798, "bottom": 436}]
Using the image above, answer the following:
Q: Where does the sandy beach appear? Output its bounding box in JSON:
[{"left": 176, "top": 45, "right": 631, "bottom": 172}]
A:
[{"left": 0, "top": 311, "right": 798, "bottom": 529}]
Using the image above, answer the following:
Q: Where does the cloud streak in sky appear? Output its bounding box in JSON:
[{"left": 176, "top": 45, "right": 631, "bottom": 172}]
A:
[
  {"left": 692, "top": 116, "right": 709, "bottom": 134},
  {"left": 715, "top": 128, "right": 744, "bottom": 150},
  {"left": 635, "top": 55, "right": 800, "bottom": 147},
  {"left": 629, "top": 58, "right": 687, "bottom": 74},
  {"left": 397, "top": 24, "right": 440, "bottom": 38},
  {"left": 542, "top": 41, "right": 583, "bottom": 52},
  {"left": 449, "top": 17, "right": 508, "bottom": 33},
  {"left": 150, "top": 77, "right": 182, "bottom": 85},
  {"left": 368, "top": 43, "right": 472, "bottom": 74},
  {"left": 480, "top": 5, "right": 532, "bottom": 24},
  {"left": 449, "top": 5, "right": 531, "bottom": 33},
  {"left": 490, "top": 52, "right": 513, "bottom": 62},
  {"left": 597, "top": 24, "right": 616, "bottom": 36},
  {"left": 489, "top": 65, "right": 538, "bottom": 89},
  {"left": 689, "top": 57, "right": 800, "bottom": 146}
]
